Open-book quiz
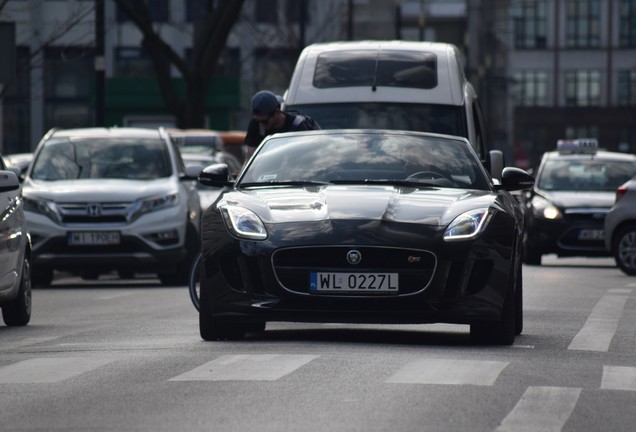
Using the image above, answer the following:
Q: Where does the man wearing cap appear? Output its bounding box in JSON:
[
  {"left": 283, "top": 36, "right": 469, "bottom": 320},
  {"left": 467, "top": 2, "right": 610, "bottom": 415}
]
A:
[{"left": 244, "top": 90, "right": 320, "bottom": 161}]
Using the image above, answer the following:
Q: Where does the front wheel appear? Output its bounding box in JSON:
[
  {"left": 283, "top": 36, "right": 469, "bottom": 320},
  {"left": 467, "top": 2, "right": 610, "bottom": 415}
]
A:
[
  {"left": 613, "top": 225, "right": 636, "bottom": 275},
  {"left": 2, "top": 256, "right": 32, "bottom": 326}
]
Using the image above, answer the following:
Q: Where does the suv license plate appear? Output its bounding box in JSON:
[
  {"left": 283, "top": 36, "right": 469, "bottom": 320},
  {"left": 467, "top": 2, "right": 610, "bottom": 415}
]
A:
[
  {"left": 578, "top": 229, "right": 604, "bottom": 240},
  {"left": 67, "top": 231, "right": 121, "bottom": 246},
  {"left": 310, "top": 272, "right": 398, "bottom": 293}
]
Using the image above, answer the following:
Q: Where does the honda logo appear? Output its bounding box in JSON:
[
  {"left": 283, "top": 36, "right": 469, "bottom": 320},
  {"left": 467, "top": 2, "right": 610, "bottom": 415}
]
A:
[{"left": 87, "top": 204, "right": 102, "bottom": 217}]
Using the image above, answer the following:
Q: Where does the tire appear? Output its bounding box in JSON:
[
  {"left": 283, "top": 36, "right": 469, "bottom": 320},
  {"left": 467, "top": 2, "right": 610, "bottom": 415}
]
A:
[
  {"left": 159, "top": 223, "right": 200, "bottom": 286},
  {"left": 470, "top": 260, "right": 517, "bottom": 345},
  {"left": 188, "top": 252, "right": 202, "bottom": 312},
  {"left": 515, "top": 264, "right": 523, "bottom": 335},
  {"left": 613, "top": 225, "right": 636, "bottom": 276},
  {"left": 2, "top": 256, "right": 32, "bottom": 326},
  {"left": 199, "top": 292, "right": 246, "bottom": 341}
]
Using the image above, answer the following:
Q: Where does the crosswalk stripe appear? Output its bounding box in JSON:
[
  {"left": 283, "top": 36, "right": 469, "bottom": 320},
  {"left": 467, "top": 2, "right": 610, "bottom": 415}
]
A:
[
  {"left": 0, "top": 357, "right": 115, "bottom": 383},
  {"left": 495, "top": 386, "right": 581, "bottom": 432},
  {"left": 601, "top": 366, "right": 636, "bottom": 391},
  {"left": 168, "top": 354, "right": 318, "bottom": 381},
  {"left": 568, "top": 289, "right": 631, "bottom": 352},
  {"left": 386, "top": 359, "right": 508, "bottom": 385}
]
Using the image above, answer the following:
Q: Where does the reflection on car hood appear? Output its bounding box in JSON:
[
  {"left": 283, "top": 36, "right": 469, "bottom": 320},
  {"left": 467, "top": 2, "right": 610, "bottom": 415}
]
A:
[
  {"left": 223, "top": 185, "right": 496, "bottom": 225},
  {"left": 23, "top": 178, "right": 177, "bottom": 202},
  {"left": 540, "top": 190, "right": 615, "bottom": 208}
]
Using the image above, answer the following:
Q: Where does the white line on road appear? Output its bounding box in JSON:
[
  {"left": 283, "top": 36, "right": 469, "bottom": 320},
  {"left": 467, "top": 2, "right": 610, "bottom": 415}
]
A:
[
  {"left": 601, "top": 366, "right": 636, "bottom": 391},
  {"left": 385, "top": 359, "right": 509, "bottom": 386},
  {"left": 168, "top": 354, "right": 318, "bottom": 381},
  {"left": 568, "top": 289, "right": 631, "bottom": 352},
  {"left": 0, "top": 357, "right": 115, "bottom": 383},
  {"left": 495, "top": 386, "right": 581, "bottom": 432}
]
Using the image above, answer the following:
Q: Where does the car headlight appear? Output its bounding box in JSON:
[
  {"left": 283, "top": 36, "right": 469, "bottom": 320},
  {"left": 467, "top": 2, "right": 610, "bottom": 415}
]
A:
[
  {"left": 219, "top": 204, "right": 267, "bottom": 240},
  {"left": 530, "top": 196, "right": 562, "bottom": 219},
  {"left": 22, "top": 196, "right": 60, "bottom": 223},
  {"left": 443, "top": 208, "right": 492, "bottom": 241},
  {"left": 131, "top": 193, "right": 179, "bottom": 221}
]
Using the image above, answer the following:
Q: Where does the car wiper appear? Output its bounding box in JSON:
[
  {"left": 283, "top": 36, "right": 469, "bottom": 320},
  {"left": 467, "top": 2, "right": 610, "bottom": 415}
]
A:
[
  {"left": 239, "top": 180, "right": 332, "bottom": 188},
  {"left": 330, "top": 179, "right": 437, "bottom": 188}
]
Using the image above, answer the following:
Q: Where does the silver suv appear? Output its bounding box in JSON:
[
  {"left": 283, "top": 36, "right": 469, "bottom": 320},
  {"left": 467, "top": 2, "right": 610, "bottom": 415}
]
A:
[
  {"left": 22, "top": 127, "right": 201, "bottom": 286},
  {"left": 0, "top": 154, "right": 31, "bottom": 326}
]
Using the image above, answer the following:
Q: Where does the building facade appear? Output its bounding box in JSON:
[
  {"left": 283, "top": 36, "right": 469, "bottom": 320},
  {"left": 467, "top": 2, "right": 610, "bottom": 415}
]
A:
[{"left": 1, "top": 0, "right": 635, "bottom": 170}]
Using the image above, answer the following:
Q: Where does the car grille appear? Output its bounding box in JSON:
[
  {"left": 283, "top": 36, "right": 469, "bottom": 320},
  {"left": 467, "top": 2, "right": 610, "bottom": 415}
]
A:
[
  {"left": 272, "top": 246, "right": 436, "bottom": 296},
  {"left": 58, "top": 202, "right": 132, "bottom": 224}
]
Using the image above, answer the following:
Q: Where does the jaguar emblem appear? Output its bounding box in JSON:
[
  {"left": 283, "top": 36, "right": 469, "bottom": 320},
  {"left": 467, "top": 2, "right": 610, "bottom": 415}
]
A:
[{"left": 346, "top": 249, "right": 361, "bottom": 265}]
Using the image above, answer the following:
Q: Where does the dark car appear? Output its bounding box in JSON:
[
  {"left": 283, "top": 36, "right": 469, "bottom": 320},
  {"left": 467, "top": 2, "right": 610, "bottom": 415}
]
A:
[
  {"left": 196, "top": 129, "right": 533, "bottom": 345},
  {"left": 0, "top": 154, "right": 32, "bottom": 326},
  {"left": 523, "top": 139, "right": 636, "bottom": 265}
]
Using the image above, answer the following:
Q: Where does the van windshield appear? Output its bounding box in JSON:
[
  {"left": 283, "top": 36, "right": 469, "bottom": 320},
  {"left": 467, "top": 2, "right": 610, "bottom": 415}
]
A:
[
  {"left": 287, "top": 103, "right": 467, "bottom": 137},
  {"left": 314, "top": 50, "right": 437, "bottom": 89}
]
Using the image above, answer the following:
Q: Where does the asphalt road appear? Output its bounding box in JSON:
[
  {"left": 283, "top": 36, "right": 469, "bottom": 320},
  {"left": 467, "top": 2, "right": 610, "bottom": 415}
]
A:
[{"left": 1, "top": 256, "right": 635, "bottom": 431}]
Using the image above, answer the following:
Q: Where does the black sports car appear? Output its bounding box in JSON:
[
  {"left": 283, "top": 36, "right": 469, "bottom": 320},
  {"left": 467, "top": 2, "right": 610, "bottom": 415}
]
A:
[{"left": 197, "top": 129, "right": 533, "bottom": 345}]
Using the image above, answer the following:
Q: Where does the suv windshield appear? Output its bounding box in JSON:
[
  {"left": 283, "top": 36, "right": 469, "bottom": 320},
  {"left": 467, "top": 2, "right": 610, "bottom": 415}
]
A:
[
  {"left": 538, "top": 159, "right": 636, "bottom": 192},
  {"left": 287, "top": 103, "right": 467, "bottom": 137},
  {"left": 31, "top": 137, "right": 171, "bottom": 181}
]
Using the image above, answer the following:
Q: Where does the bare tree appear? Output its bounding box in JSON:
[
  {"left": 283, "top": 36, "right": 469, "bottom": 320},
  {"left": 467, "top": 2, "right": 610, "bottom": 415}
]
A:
[{"left": 112, "top": 0, "right": 246, "bottom": 128}]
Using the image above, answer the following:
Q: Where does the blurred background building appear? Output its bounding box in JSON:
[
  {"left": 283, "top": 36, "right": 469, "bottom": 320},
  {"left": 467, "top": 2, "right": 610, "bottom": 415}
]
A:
[{"left": 0, "top": 0, "right": 635, "bottom": 169}]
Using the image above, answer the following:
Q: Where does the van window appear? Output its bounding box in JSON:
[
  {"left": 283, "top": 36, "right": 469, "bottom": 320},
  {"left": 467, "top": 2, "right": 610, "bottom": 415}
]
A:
[
  {"left": 288, "top": 103, "right": 467, "bottom": 137},
  {"left": 313, "top": 50, "right": 437, "bottom": 89}
]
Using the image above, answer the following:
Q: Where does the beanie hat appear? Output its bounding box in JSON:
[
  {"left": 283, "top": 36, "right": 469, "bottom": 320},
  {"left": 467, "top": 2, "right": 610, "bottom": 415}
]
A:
[{"left": 251, "top": 90, "right": 280, "bottom": 116}]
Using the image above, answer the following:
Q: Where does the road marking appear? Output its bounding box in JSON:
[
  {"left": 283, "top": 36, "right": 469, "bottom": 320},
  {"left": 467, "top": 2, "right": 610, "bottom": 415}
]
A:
[
  {"left": 568, "top": 289, "right": 631, "bottom": 352},
  {"left": 0, "top": 336, "right": 63, "bottom": 351},
  {"left": 495, "top": 386, "right": 581, "bottom": 432},
  {"left": 168, "top": 354, "right": 318, "bottom": 381},
  {"left": 386, "top": 359, "right": 508, "bottom": 385},
  {"left": 601, "top": 366, "right": 636, "bottom": 391},
  {"left": 0, "top": 357, "right": 114, "bottom": 383}
]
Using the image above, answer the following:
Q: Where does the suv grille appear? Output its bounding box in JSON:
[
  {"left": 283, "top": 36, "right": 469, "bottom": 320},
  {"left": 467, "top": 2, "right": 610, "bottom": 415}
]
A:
[{"left": 58, "top": 202, "right": 132, "bottom": 224}]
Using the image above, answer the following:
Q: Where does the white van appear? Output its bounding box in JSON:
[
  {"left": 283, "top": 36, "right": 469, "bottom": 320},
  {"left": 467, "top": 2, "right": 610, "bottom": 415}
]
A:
[{"left": 284, "top": 40, "right": 500, "bottom": 175}]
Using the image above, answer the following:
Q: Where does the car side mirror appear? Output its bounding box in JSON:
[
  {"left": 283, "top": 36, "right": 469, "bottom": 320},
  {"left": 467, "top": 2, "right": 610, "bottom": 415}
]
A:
[
  {"left": 497, "top": 167, "right": 535, "bottom": 192},
  {"left": 198, "top": 163, "right": 234, "bottom": 188},
  {"left": 0, "top": 170, "right": 20, "bottom": 192}
]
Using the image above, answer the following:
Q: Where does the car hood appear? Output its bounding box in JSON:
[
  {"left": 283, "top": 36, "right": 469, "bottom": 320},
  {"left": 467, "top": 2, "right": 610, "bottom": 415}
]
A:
[
  {"left": 22, "top": 178, "right": 177, "bottom": 202},
  {"left": 539, "top": 190, "right": 615, "bottom": 209},
  {"left": 221, "top": 185, "right": 497, "bottom": 226}
]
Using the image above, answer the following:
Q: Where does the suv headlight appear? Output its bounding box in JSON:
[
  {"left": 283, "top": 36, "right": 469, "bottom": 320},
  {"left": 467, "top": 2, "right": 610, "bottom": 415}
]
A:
[
  {"left": 530, "top": 196, "right": 562, "bottom": 219},
  {"left": 131, "top": 193, "right": 179, "bottom": 221},
  {"left": 23, "top": 196, "right": 60, "bottom": 223},
  {"left": 443, "top": 208, "right": 492, "bottom": 241},
  {"left": 219, "top": 204, "right": 267, "bottom": 240}
]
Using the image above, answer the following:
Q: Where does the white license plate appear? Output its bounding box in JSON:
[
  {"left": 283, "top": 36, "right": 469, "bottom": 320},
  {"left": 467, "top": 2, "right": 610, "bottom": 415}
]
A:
[
  {"left": 309, "top": 272, "right": 398, "bottom": 293},
  {"left": 578, "top": 229, "right": 604, "bottom": 240},
  {"left": 67, "top": 231, "right": 121, "bottom": 245}
]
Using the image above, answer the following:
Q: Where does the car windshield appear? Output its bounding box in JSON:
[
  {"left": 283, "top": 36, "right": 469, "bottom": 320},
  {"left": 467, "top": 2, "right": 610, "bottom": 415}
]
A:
[
  {"left": 31, "top": 137, "right": 172, "bottom": 181},
  {"left": 538, "top": 158, "right": 636, "bottom": 192},
  {"left": 287, "top": 103, "right": 467, "bottom": 137},
  {"left": 238, "top": 132, "right": 489, "bottom": 190}
]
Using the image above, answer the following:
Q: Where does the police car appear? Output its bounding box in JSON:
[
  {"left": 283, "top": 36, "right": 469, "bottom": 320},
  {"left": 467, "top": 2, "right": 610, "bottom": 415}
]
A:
[{"left": 523, "top": 138, "right": 636, "bottom": 265}]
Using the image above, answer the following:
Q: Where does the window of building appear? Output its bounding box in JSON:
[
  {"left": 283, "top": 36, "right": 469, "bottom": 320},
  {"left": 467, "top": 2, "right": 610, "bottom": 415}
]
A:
[
  {"left": 566, "top": 0, "right": 601, "bottom": 48},
  {"left": 253, "top": 47, "right": 297, "bottom": 94},
  {"left": 44, "top": 47, "right": 94, "bottom": 130},
  {"left": 3, "top": 46, "right": 30, "bottom": 154},
  {"left": 565, "top": 125, "right": 598, "bottom": 139},
  {"left": 117, "top": 0, "right": 169, "bottom": 23},
  {"left": 514, "top": 70, "right": 548, "bottom": 106},
  {"left": 619, "top": 0, "right": 636, "bottom": 47},
  {"left": 618, "top": 69, "right": 636, "bottom": 105},
  {"left": 115, "top": 47, "right": 154, "bottom": 77},
  {"left": 565, "top": 70, "right": 601, "bottom": 106},
  {"left": 256, "top": 0, "right": 278, "bottom": 24},
  {"left": 513, "top": 0, "right": 548, "bottom": 48}
]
